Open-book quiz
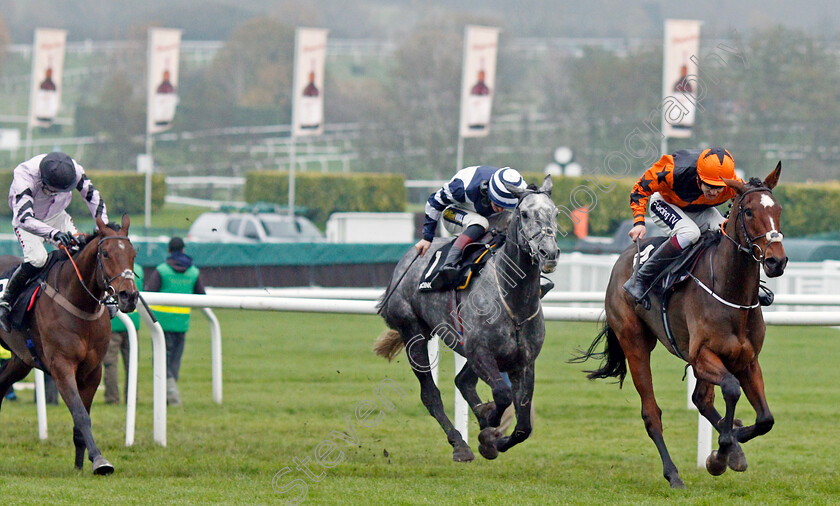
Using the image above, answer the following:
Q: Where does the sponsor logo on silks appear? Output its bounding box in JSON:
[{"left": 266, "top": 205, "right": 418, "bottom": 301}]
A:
[
  {"left": 635, "top": 244, "right": 656, "bottom": 265},
  {"left": 652, "top": 201, "right": 680, "bottom": 227},
  {"left": 419, "top": 281, "right": 433, "bottom": 290},
  {"left": 442, "top": 207, "right": 464, "bottom": 226}
]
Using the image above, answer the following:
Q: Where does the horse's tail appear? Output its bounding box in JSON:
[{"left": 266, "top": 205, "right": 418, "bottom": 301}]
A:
[
  {"left": 569, "top": 323, "right": 627, "bottom": 388},
  {"left": 373, "top": 329, "right": 405, "bottom": 361}
]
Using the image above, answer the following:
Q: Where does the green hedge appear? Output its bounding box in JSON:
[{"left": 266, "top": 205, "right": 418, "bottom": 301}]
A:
[
  {"left": 522, "top": 173, "right": 840, "bottom": 238},
  {"left": 245, "top": 171, "right": 406, "bottom": 225},
  {"left": 0, "top": 170, "right": 166, "bottom": 218}
]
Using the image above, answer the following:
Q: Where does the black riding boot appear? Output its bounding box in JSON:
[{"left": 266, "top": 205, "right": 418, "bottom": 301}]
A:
[
  {"left": 622, "top": 239, "right": 683, "bottom": 308},
  {"left": 439, "top": 224, "right": 486, "bottom": 276},
  {"left": 0, "top": 262, "right": 40, "bottom": 333}
]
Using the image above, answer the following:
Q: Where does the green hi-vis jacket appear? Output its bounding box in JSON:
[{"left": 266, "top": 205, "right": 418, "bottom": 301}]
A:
[
  {"left": 111, "top": 262, "right": 143, "bottom": 333},
  {"left": 149, "top": 263, "right": 200, "bottom": 333}
]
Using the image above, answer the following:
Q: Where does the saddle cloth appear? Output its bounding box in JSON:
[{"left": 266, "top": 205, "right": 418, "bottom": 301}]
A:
[{"left": 418, "top": 233, "right": 506, "bottom": 292}]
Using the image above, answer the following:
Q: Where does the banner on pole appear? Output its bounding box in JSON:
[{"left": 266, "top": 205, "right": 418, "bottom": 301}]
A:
[
  {"left": 29, "top": 29, "right": 67, "bottom": 129},
  {"left": 459, "top": 25, "right": 500, "bottom": 138},
  {"left": 292, "top": 28, "right": 328, "bottom": 137},
  {"left": 662, "top": 19, "right": 701, "bottom": 139},
  {"left": 147, "top": 28, "right": 182, "bottom": 135}
]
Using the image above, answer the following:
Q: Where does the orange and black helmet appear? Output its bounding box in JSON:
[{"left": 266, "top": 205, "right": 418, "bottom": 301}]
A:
[{"left": 696, "top": 147, "right": 735, "bottom": 187}]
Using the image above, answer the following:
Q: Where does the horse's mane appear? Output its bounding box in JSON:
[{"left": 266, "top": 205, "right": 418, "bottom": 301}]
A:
[
  {"left": 746, "top": 177, "right": 765, "bottom": 188},
  {"left": 73, "top": 222, "right": 122, "bottom": 252}
]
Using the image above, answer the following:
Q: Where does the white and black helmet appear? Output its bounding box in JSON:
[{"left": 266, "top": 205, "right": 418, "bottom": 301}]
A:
[
  {"left": 39, "top": 152, "right": 76, "bottom": 192},
  {"left": 489, "top": 167, "right": 526, "bottom": 209}
]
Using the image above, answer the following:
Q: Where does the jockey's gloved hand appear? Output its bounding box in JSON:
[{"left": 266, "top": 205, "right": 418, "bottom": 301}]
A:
[{"left": 52, "top": 231, "right": 76, "bottom": 248}]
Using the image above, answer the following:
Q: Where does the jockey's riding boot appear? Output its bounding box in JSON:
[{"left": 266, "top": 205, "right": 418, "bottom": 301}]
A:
[
  {"left": 439, "top": 224, "right": 485, "bottom": 276},
  {"left": 622, "top": 238, "right": 683, "bottom": 308},
  {"left": 0, "top": 262, "right": 40, "bottom": 333}
]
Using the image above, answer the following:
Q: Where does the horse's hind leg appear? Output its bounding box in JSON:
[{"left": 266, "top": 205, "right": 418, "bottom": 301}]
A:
[
  {"left": 51, "top": 360, "right": 113, "bottom": 475},
  {"left": 0, "top": 355, "right": 32, "bottom": 411},
  {"left": 619, "top": 328, "right": 685, "bottom": 489},
  {"left": 404, "top": 333, "right": 474, "bottom": 462}
]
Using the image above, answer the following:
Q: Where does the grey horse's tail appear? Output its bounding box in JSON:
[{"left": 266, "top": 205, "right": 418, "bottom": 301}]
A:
[
  {"left": 373, "top": 329, "right": 404, "bottom": 361},
  {"left": 569, "top": 323, "right": 627, "bottom": 388}
]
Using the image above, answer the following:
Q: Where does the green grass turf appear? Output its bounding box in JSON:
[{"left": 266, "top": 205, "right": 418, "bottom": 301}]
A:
[{"left": 0, "top": 313, "right": 838, "bottom": 504}]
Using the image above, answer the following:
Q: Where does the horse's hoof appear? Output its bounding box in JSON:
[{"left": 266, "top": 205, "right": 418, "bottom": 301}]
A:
[
  {"left": 478, "top": 442, "right": 499, "bottom": 460},
  {"left": 705, "top": 451, "right": 727, "bottom": 476},
  {"left": 92, "top": 456, "right": 114, "bottom": 476},
  {"left": 452, "top": 445, "right": 475, "bottom": 462},
  {"left": 727, "top": 445, "right": 748, "bottom": 472},
  {"left": 668, "top": 476, "right": 686, "bottom": 489},
  {"left": 478, "top": 427, "right": 502, "bottom": 446},
  {"left": 478, "top": 427, "right": 501, "bottom": 460}
]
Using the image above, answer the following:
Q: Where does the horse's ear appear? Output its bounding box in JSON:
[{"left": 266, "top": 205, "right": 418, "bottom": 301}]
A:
[
  {"left": 121, "top": 214, "right": 130, "bottom": 234},
  {"left": 764, "top": 161, "right": 782, "bottom": 190},
  {"left": 95, "top": 217, "right": 109, "bottom": 234},
  {"left": 540, "top": 174, "right": 553, "bottom": 196},
  {"left": 722, "top": 177, "right": 746, "bottom": 195},
  {"left": 503, "top": 181, "right": 528, "bottom": 199}
]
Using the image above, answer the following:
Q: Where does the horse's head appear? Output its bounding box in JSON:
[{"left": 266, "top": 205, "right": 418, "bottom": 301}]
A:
[
  {"left": 95, "top": 215, "right": 140, "bottom": 312},
  {"left": 505, "top": 175, "right": 559, "bottom": 273},
  {"left": 722, "top": 161, "right": 788, "bottom": 278}
]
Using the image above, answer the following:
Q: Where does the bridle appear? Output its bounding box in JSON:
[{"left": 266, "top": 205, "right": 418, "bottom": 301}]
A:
[
  {"left": 62, "top": 235, "right": 136, "bottom": 305},
  {"left": 722, "top": 185, "right": 784, "bottom": 263},
  {"left": 511, "top": 191, "right": 559, "bottom": 264}
]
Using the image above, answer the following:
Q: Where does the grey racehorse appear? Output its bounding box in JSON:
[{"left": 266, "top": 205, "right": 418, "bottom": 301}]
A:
[{"left": 374, "top": 176, "right": 559, "bottom": 461}]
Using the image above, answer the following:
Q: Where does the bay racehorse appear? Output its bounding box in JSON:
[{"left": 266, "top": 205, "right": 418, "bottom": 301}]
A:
[
  {"left": 0, "top": 216, "right": 138, "bottom": 474},
  {"left": 374, "top": 176, "right": 558, "bottom": 462},
  {"left": 573, "top": 163, "right": 787, "bottom": 488}
]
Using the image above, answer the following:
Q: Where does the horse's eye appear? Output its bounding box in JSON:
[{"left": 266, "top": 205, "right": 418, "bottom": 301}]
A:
[
  {"left": 744, "top": 208, "right": 753, "bottom": 218},
  {"left": 102, "top": 250, "right": 109, "bottom": 258},
  {"left": 521, "top": 211, "right": 529, "bottom": 219}
]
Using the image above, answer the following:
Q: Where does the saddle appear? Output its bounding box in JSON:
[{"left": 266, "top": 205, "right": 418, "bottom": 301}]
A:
[
  {"left": 418, "top": 233, "right": 506, "bottom": 292},
  {"left": 0, "top": 249, "right": 68, "bottom": 332},
  {"left": 634, "top": 230, "right": 719, "bottom": 359}
]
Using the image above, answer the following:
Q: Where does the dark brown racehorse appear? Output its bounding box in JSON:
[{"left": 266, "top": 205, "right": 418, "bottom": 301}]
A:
[
  {"left": 0, "top": 216, "right": 139, "bottom": 474},
  {"left": 573, "top": 163, "right": 787, "bottom": 488}
]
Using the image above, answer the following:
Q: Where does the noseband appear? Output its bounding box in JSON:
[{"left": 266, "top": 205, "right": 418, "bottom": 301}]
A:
[
  {"left": 96, "top": 236, "right": 136, "bottom": 299},
  {"left": 512, "top": 192, "right": 558, "bottom": 264},
  {"left": 723, "top": 186, "right": 783, "bottom": 263}
]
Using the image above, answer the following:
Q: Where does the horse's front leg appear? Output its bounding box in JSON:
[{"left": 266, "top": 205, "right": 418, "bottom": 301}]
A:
[
  {"left": 693, "top": 348, "right": 741, "bottom": 476},
  {"left": 691, "top": 375, "right": 747, "bottom": 472},
  {"left": 734, "top": 360, "right": 774, "bottom": 447},
  {"left": 494, "top": 363, "right": 534, "bottom": 453},
  {"left": 51, "top": 360, "right": 113, "bottom": 475}
]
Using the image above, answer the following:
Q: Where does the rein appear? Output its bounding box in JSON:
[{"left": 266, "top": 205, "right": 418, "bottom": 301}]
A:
[{"left": 58, "top": 236, "right": 135, "bottom": 306}]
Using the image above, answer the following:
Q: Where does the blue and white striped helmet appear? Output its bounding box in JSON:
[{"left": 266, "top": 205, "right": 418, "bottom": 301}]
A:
[{"left": 489, "top": 167, "right": 526, "bottom": 209}]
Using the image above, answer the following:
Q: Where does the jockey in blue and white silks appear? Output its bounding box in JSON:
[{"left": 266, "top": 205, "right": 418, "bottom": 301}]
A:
[
  {"left": 415, "top": 165, "right": 527, "bottom": 274},
  {"left": 0, "top": 152, "right": 109, "bottom": 332}
]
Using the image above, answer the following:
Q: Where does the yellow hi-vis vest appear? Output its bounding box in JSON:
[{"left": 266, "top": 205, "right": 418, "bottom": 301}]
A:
[{"left": 149, "top": 263, "right": 200, "bottom": 332}]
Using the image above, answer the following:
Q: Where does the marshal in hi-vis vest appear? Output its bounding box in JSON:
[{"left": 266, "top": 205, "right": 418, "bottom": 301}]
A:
[{"left": 149, "top": 263, "right": 200, "bottom": 333}]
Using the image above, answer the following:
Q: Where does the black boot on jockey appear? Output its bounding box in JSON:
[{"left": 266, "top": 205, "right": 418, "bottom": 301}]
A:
[
  {"left": 0, "top": 262, "right": 40, "bottom": 333},
  {"left": 622, "top": 236, "right": 683, "bottom": 309},
  {"left": 439, "top": 224, "right": 486, "bottom": 278}
]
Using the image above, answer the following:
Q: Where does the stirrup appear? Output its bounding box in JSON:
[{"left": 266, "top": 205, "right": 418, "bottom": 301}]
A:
[{"left": 758, "top": 283, "right": 774, "bottom": 307}]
